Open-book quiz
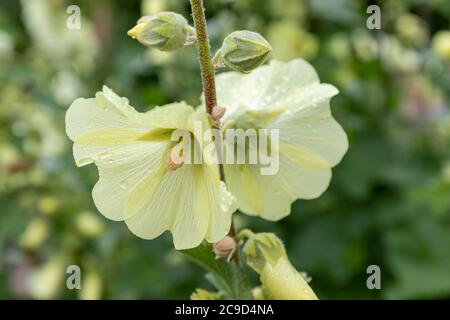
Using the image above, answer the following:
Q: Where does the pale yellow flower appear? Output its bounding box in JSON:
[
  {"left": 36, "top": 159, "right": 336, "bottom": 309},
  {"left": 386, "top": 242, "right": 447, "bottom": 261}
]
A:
[
  {"left": 65, "top": 86, "right": 236, "bottom": 249},
  {"left": 216, "top": 59, "right": 348, "bottom": 220}
]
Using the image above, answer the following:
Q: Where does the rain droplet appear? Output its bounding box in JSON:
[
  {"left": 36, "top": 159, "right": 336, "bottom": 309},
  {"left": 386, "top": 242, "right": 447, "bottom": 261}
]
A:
[
  {"left": 98, "top": 152, "right": 111, "bottom": 160},
  {"left": 119, "top": 179, "right": 129, "bottom": 189}
]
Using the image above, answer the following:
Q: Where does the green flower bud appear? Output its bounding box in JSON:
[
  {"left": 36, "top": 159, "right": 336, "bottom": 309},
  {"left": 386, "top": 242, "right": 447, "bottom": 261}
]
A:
[
  {"left": 127, "top": 12, "right": 194, "bottom": 51},
  {"left": 241, "top": 231, "right": 318, "bottom": 300},
  {"left": 260, "top": 255, "right": 318, "bottom": 300},
  {"left": 219, "top": 30, "right": 272, "bottom": 73},
  {"left": 242, "top": 231, "right": 285, "bottom": 273}
]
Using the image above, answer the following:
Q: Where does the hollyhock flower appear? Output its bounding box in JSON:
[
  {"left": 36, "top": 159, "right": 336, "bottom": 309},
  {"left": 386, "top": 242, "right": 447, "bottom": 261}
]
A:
[
  {"left": 65, "top": 86, "right": 236, "bottom": 249},
  {"left": 216, "top": 59, "right": 348, "bottom": 220}
]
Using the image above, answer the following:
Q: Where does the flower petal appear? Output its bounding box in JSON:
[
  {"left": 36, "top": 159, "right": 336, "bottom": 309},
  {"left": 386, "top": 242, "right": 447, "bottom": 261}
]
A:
[
  {"left": 225, "top": 157, "right": 331, "bottom": 221},
  {"left": 66, "top": 86, "right": 195, "bottom": 166},
  {"left": 216, "top": 59, "right": 321, "bottom": 117},
  {"left": 125, "top": 164, "right": 236, "bottom": 250},
  {"left": 65, "top": 86, "right": 148, "bottom": 143},
  {"left": 272, "top": 93, "right": 348, "bottom": 168},
  {"left": 218, "top": 59, "right": 348, "bottom": 220},
  {"left": 91, "top": 141, "right": 168, "bottom": 221}
]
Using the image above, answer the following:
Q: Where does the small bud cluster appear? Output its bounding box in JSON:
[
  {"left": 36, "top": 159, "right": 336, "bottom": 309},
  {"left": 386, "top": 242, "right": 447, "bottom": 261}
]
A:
[
  {"left": 127, "top": 12, "right": 195, "bottom": 51},
  {"left": 128, "top": 12, "right": 272, "bottom": 74}
]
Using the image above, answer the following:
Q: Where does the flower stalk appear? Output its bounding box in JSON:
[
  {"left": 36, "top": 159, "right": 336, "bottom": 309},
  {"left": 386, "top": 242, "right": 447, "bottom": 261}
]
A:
[
  {"left": 189, "top": 0, "right": 217, "bottom": 115},
  {"left": 189, "top": 0, "right": 237, "bottom": 256}
]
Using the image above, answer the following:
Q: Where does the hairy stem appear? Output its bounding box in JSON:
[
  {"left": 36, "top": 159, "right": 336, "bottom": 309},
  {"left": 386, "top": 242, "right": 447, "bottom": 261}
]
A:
[
  {"left": 189, "top": 0, "right": 217, "bottom": 114},
  {"left": 189, "top": 0, "right": 237, "bottom": 249}
]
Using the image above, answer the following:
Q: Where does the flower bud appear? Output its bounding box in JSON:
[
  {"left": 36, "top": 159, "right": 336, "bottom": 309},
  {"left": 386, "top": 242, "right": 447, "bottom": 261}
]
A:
[
  {"left": 242, "top": 231, "right": 285, "bottom": 273},
  {"left": 127, "top": 12, "right": 194, "bottom": 51},
  {"left": 213, "top": 235, "right": 236, "bottom": 261},
  {"left": 241, "top": 231, "right": 318, "bottom": 300},
  {"left": 211, "top": 106, "right": 226, "bottom": 120},
  {"left": 220, "top": 30, "right": 272, "bottom": 73}
]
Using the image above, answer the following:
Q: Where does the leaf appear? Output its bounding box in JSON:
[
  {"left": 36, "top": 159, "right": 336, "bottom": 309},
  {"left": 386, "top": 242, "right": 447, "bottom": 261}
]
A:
[{"left": 180, "top": 242, "right": 252, "bottom": 299}]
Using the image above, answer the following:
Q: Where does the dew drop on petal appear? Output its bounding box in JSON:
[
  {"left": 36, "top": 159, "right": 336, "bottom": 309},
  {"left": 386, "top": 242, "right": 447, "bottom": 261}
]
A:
[
  {"left": 98, "top": 152, "right": 111, "bottom": 160},
  {"left": 119, "top": 179, "right": 129, "bottom": 189}
]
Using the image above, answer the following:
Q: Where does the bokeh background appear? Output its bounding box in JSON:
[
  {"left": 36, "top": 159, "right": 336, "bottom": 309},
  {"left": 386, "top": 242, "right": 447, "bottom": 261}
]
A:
[{"left": 1, "top": 0, "right": 450, "bottom": 299}]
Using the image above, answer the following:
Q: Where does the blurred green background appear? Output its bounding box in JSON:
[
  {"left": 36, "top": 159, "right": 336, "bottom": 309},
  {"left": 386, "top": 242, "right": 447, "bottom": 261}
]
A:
[{"left": 1, "top": 0, "right": 449, "bottom": 299}]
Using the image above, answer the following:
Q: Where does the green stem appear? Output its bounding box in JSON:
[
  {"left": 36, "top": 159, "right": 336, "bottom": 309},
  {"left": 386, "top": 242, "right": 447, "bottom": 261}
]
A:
[
  {"left": 189, "top": 0, "right": 237, "bottom": 253},
  {"left": 189, "top": 0, "right": 217, "bottom": 115}
]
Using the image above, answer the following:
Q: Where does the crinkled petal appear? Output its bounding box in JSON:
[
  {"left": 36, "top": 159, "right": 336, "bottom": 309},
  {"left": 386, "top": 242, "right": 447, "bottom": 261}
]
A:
[
  {"left": 91, "top": 141, "right": 167, "bottom": 221},
  {"left": 216, "top": 59, "right": 321, "bottom": 118},
  {"left": 66, "top": 85, "right": 195, "bottom": 166},
  {"left": 125, "top": 164, "right": 236, "bottom": 250},
  {"left": 272, "top": 91, "right": 348, "bottom": 168},
  {"left": 65, "top": 86, "right": 147, "bottom": 143},
  {"left": 218, "top": 59, "right": 348, "bottom": 220},
  {"left": 66, "top": 86, "right": 236, "bottom": 249},
  {"left": 225, "top": 156, "right": 331, "bottom": 221}
]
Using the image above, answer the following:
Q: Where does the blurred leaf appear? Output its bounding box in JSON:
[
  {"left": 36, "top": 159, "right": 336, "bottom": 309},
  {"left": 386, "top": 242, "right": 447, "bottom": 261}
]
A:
[{"left": 181, "top": 242, "right": 252, "bottom": 299}]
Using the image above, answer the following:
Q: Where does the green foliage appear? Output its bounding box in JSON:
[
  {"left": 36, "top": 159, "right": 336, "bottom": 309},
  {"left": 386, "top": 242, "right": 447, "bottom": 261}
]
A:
[{"left": 182, "top": 242, "right": 252, "bottom": 299}]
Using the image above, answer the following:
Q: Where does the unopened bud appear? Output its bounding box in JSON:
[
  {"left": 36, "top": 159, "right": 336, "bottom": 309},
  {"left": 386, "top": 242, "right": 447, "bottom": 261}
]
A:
[
  {"left": 219, "top": 30, "right": 272, "bottom": 73},
  {"left": 241, "top": 231, "right": 284, "bottom": 273},
  {"left": 241, "top": 231, "right": 318, "bottom": 300},
  {"left": 212, "top": 106, "right": 226, "bottom": 120},
  {"left": 127, "top": 12, "right": 194, "bottom": 51},
  {"left": 213, "top": 235, "right": 236, "bottom": 261}
]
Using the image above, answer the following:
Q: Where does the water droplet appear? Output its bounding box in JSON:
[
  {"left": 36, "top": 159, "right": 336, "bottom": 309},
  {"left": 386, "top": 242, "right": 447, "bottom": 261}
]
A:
[
  {"left": 98, "top": 152, "right": 111, "bottom": 160},
  {"left": 119, "top": 179, "right": 129, "bottom": 189}
]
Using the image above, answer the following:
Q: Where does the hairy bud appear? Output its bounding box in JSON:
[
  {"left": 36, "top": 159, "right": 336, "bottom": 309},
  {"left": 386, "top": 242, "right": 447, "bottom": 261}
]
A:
[
  {"left": 212, "top": 106, "right": 226, "bottom": 120},
  {"left": 127, "top": 12, "right": 194, "bottom": 51},
  {"left": 213, "top": 235, "right": 236, "bottom": 261},
  {"left": 219, "top": 30, "right": 272, "bottom": 73}
]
